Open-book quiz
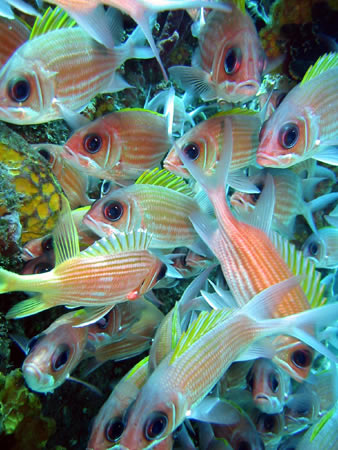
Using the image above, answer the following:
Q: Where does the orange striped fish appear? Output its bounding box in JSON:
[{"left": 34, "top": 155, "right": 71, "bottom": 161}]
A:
[
  {"left": 0, "top": 16, "right": 30, "bottom": 67},
  {"left": 169, "top": 1, "right": 266, "bottom": 104},
  {"left": 62, "top": 109, "right": 172, "bottom": 183},
  {"left": 163, "top": 109, "right": 261, "bottom": 191},
  {"left": 83, "top": 168, "right": 207, "bottom": 249},
  {"left": 1, "top": 201, "right": 166, "bottom": 322},
  {"left": 0, "top": 26, "right": 153, "bottom": 124},
  {"left": 177, "top": 119, "right": 317, "bottom": 381}
]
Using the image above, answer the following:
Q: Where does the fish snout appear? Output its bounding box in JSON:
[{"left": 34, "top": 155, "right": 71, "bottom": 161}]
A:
[
  {"left": 236, "top": 80, "right": 260, "bottom": 98},
  {"left": 23, "top": 363, "right": 55, "bottom": 392}
]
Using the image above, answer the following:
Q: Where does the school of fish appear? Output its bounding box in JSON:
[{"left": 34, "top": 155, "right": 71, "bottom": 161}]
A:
[{"left": 0, "top": 0, "right": 338, "bottom": 448}]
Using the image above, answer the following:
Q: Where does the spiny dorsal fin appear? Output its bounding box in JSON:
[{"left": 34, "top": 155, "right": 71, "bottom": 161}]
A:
[
  {"left": 270, "top": 231, "right": 326, "bottom": 307},
  {"left": 118, "top": 107, "right": 164, "bottom": 118},
  {"left": 170, "top": 309, "right": 232, "bottom": 364},
  {"left": 135, "top": 168, "right": 194, "bottom": 196},
  {"left": 81, "top": 229, "right": 152, "bottom": 257},
  {"left": 210, "top": 107, "right": 258, "bottom": 120},
  {"left": 232, "top": 0, "right": 246, "bottom": 13},
  {"left": 310, "top": 405, "right": 336, "bottom": 441},
  {"left": 301, "top": 53, "right": 338, "bottom": 86},
  {"left": 30, "top": 6, "right": 76, "bottom": 40},
  {"left": 53, "top": 195, "right": 80, "bottom": 265},
  {"left": 125, "top": 356, "right": 149, "bottom": 380},
  {"left": 170, "top": 302, "right": 181, "bottom": 351}
]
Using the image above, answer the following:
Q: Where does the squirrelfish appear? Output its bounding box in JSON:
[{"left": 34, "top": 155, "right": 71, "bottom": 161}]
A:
[
  {"left": 21, "top": 310, "right": 89, "bottom": 393},
  {"left": 163, "top": 109, "right": 261, "bottom": 192},
  {"left": 302, "top": 227, "right": 338, "bottom": 269},
  {"left": 178, "top": 118, "right": 318, "bottom": 381},
  {"left": 246, "top": 358, "right": 291, "bottom": 414},
  {"left": 62, "top": 109, "right": 172, "bottom": 183},
  {"left": 257, "top": 53, "right": 338, "bottom": 168},
  {"left": 119, "top": 278, "right": 338, "bottom": 449},
  {"left": 0, "top": 15, "right": 30, "bottom": 67},
  {"left": 169, "top": 1, "right": 266, "bottom": 104},
  {"left": 83, "top": 168, "right": 208, "bottom": 249},
  {"left": 0, "top": 23, "right": 153, "bottom": 124},
  {"left": 1, "top": 201, "right": 166, "bottom": 322}
]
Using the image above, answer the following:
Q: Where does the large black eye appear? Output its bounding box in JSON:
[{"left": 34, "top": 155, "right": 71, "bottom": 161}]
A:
[
  {"left": 268, "top": 373, "right": 279, "bottom": 393},
  {"left": 33, "top": 262, "right": 53, "bottom": 274},
  {"left": 83, "top": 133, "right": 102, "bottom": 153},
  {"left": 103, "top": 201, "right": 123, "bottom": 221},
  {"left": 101, "top": 180, "right": 112, "bottom": 197},
  {"left": 156, "top": 264, "right": 167, "bottom": 282},
  {"left": 276, "top": 93, "right": 286, "bottom": 108},
  {"left": 278, "top": 123, "right": 299, "bottom": 149},
  {"left": 144, "top": 412, "right": 168, "bottom": 441},
  {"left": 183, "top": 142, "right": 200, "bottom": 160},
  {"left": 38, "top": 148, "right": 52, "bottom": 162},
  {"left": 8, "top": 77, "right": 31, "bottom": 102},
  {"left": 27, "top": 333, "right": 46, "bottom": 353},
  {"left": 308, "top": 241, "right": 319, "bottom": 257},
  {"left": 105, "top": 417, "right": 125, "bottom": 443},
  {"left": 291, "top": 349, "right": 312, "bottom": 368},
  {"left": 52, "top": 344, "right": 70, "bottom": 371},
  {"left": 260, "top": 413, "right": 276, "bottom": 432},
  {"left": 42, "top": 236, "right": 53, "bottom": 252},
  {"left": 224, "top": 47, "right": 242, "bottom": 74},
  {"left": 237, "top": 442, "right": 252, "bottom": 450}
]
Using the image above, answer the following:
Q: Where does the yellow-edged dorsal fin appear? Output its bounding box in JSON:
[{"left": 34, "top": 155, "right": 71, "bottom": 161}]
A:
[
  {"left": 171, "top": 302, "right": 181, "bottom": 351},
  {"left": 231, "top": 0, "right": 246, "bottom": 13},
  {"left": 30, "top": 6, "right": 76, "bottom": 40},
  {"left": 135, "top": 168, "right": 194, "bottom": 196},
  {"left": 53, "top": 195, "right": 80, "bottom": 265},
  {"left": 81, "top": 229, "right": 152, "bottom": 257},
  {"left": 310, "top": 405, "right": 336, "bottom": 441},
  {"left": 170, "top": 309, "right": 232, "bottom": 364},
  {"left": 125, "top": 355, "right": 149, "bottom": 381},
  {"left": 210, "top": 107, "right": 258, "bottom": 120},
  {"left": 118, "top": 107, "right": 164, "bottom": 118},
  {"left": 301, "top": 52, "right": 338, "bottom": 86},
  {"left": 270, "top": 231, "right": 326, "bottom": 307}
]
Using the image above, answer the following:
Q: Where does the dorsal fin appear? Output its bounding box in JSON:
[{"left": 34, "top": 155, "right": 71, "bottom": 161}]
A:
[
  {"left": 232, "top": 0, "right": 246, "bottom": 13},
  {"left": 30, "top": 6, "right": 76, "bottom": 40},
  {"left": 125, "top": 356, "right": 149, "bottom": 380},
  {"left": 210, "top": 107, "right": 258, "bottom": 120},
  {"left": 270, "top": 231, "right": 326, "bottom": 307},
  {"left": 135, "top": 168, "right": 194, "bottom": 196},
  {"left": 300, "top": 53, "right": 338, "bottom": 86},
  {"left": 53, "top": 196, "right": 80, "bottom": 265},
  {"left": 310, "top": 405, "right": 336, "bottom": 441},
  {"left": 118, "top": 107, "right": 164, "bottom": 118},
  {"left": 81, "top": 229, "right": 152, "bottom": 257},
  {"left": 170, "top": 309, "right": 232, "bottom": 364}
]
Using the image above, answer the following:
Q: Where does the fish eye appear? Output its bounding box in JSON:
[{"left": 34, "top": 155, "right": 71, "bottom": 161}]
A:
[
  {"left": 259, "top": 413, "right": 276, "bottom": 432},
  {"left": 308, "top": 241, "right": 319, "bottom": 257},
  {"left": 183, "top": 142, "right": 200, "bottom": 161},
  {"left": 156, "top": 264, "right": 167, "bottom": 282},
  {"left": 42, "top": 236, "right": 53, "bottom": 252},
  {"left": 101, "top": 180, "right": 112, "bottom": 197},
  {"left": 291, "top": 349, "right": 313, "bottom": 368},
  {"left": 278, "top": 123, "right": 299, "bottom": 149},
  {"left": 8, "top": 77, "right": 31, "bottom": 102},
  {"left": 103, "top": 201, "right": 124, "bottom": 221},
  {"left": 105, "top": 417, "right": 125, "bottom": 443},
  {"left": 224, "top": 47, "right": 242, "bottom": 75},
  {"left": 268, "top": 372, "right": 279, "bottom": 393},
  {"left": 83, "top": 133, "right": 102, "bottom": 153},
  {"left": 144, "top": 411, "right": 168, "bottom": 441},
  {"left": 237, "top": 441, "right": 252, "bottom": 450},
  {"left": 33, "top": 262, "right": 53, "bottom": 274},
  {"left": 27, "top": 333, "right": 46, "bottom": 353},
  {"left": 52, "top": 344, "right": 70, "bottom": 371},
  {"left": 38, "top": 148, "right": 52, "bottom": 162},
  {"left": 275, "top": 93, "right": 287, "bottom": 108}
]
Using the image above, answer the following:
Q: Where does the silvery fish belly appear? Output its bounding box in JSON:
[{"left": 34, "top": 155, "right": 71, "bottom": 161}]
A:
[{"left": 0, "top": 27, "right": 133, "bottom": 124}]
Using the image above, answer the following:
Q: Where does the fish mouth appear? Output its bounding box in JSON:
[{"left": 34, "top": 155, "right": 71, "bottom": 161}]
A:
[
  {"left": 163, "top": 158, "right": 189, "bottom": 178},
  {"left": 256, "top": 152, "right": 282, "bottom": 167},
  {"left": 23, "top": 363, "right": 55, "bottom": 392},
  {"left": 21, "top": 247, "right": 37, "bottom": 261},
  {"left": 83, "top": 213, "right": 113, "bottom": 238},
  {"left": 62, "top": 145, "right": 100, "bottom": 172}
]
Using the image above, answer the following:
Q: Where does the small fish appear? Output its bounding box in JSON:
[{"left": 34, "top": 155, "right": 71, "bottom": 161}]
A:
[
  {"left": 21, "top": 310, "right": 89, "bottom": 393},
  {"left": 163, "top": 109, "right": 261, "bottom": 193},
  {"left": 21, "top": 251, "right": 55, "bottom": 275},
  {"left": 172, "top": 247, "right": 215, "bottom": 279},
  {"left": 302, "top": 227, "right": 338, "bottom": 269},
  {"left": 169, "top": 1, "right": 266, "bottom": 104},
  {"left": 1, "top": 199, "right": 167, "bottom": 321},
  {"left": 256, "top": 53, "right": 338, "bottom": 168},
  {"left": 62, "top": 109, "right": 172, "bottom": 183},
  {"left": 44, "top": 0, "right": 232, "bottom": 80},
  {"left": 83, "top": 168, "right": 208, "bottom": 250},
  {"left": 0, "top": 15, "right": 30, "bottom": 67},
  {"left": 33, "top": 143, "right": 93, "bottom": 209},
  {"left": 229, "top": 169, "right": 338, "bottom": 236},
  {"left": 0, "top": 0, "right": 40, "bottom": 19},
  {"left": 246, "top": 358, "right": 291, "bottom": 414},
  {"left": 0, "top": 21, "right": 154, "bottom": 124},
  {"left": 119, "top": 278, "right": 338, "bottom": 449}
]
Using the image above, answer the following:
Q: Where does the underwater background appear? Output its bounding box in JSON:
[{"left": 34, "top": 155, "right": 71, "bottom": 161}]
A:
[{"left": 0, "top": 0, "right": 338, "bottom": 449}]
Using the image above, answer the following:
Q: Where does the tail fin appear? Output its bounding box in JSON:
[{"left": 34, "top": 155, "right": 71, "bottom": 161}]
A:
[{"left": 0, "top": 268, "right": 20, "bottom": 294}]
